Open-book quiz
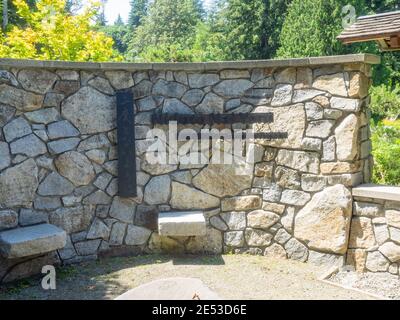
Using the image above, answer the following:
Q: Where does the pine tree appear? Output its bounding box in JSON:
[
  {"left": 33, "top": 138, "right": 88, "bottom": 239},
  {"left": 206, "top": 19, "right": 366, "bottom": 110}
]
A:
[{"left": 128, "top": 0, "right": 147, "bottom": 30}]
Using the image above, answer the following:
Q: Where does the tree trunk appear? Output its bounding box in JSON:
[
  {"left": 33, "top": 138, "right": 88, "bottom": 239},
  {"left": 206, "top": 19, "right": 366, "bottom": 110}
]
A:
[{"left": 2, "top": 0, "right": 8, "bottom": 32}]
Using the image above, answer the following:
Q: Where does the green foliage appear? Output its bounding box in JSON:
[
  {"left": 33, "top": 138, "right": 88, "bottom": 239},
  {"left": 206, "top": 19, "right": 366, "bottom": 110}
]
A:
[
  {"left": 100, "top": 15, "right": 130, "bottom": 55},
  {"left": 370, "top": 84, "right": 400, "bottom": 120},
  {"left": 371, "top": 120, "right": 400, "bottom": 186},
  {"left": 128, "top": 0, "right": 147, "bottom": 30},
  {"left": 127, "top": 0, "right": 203, "bottom": 62}
]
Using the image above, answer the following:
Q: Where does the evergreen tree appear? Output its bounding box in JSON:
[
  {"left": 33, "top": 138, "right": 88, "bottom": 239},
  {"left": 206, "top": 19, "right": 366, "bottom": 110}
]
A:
[{"left": 128, "top": 0, "right": 147, "bottom": 30}]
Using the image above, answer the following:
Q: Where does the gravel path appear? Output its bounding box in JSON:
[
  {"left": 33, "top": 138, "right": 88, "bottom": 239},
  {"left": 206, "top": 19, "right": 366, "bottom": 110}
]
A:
[
  {"left": 0, "top": 254, "right": 375, "bottom": 300},
  {"left": 329, "top": 270, "right": 400, "bottom": 300}
]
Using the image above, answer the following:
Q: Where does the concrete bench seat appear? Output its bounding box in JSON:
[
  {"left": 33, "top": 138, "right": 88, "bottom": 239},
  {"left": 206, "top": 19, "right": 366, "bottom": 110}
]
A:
[
  {"left": 158, "top": 212, "right": 206, "bottom": 237},
  {"left": 0, "top": 224, "right": 67, "bottom": 259},
  {"left": 352, "top": 184, "right": 400, "bottom": 202}
]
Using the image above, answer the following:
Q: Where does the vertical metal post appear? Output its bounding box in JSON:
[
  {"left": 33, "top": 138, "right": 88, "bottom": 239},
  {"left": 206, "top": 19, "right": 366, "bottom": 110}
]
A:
[{"left": 116, "top": 90, "right": 137, "bottom": 198}]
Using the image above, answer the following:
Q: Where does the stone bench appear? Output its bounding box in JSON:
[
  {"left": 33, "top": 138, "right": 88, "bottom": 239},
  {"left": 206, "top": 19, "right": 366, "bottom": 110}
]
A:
[
  {"left": 0, "top": 224, "right": 67, "bottom": 259},
  {"left": 352, "top": 184, "right": 400, "bottom": 202},
  {"left": 158, "top": 212, "right": 206, "bottom": 237}
]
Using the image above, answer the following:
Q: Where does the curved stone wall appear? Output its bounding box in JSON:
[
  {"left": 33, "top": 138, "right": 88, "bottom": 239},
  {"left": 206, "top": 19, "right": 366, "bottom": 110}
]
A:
[{"left": 0, "top": 54, "right": 380, "bottom": 282}]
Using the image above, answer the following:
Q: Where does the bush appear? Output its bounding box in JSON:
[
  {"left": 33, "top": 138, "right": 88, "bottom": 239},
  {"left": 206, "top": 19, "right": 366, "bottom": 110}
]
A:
[
  {"left": 371, "top": 120, "right": 400, "bottom": 186},
  {"left": 369, "top": 85, "right": 400, "bottom": 121}
]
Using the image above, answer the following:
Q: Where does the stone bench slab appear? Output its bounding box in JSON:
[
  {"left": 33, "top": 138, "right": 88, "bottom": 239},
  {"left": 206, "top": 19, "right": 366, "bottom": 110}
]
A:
[
  {"left": 353, "top": 184, "right": 400, "bottom": 202},
  {"left": 158, "top": 212, "right": 206, "bottom": 237},
  {"left": 0, "top": 224, "right": 67, "bottom": 259}
]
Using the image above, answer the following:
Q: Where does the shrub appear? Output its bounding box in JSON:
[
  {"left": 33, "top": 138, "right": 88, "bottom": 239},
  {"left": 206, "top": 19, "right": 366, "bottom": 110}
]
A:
[{"left": 369, "top": 84, "right": 400, "bottom": 121}]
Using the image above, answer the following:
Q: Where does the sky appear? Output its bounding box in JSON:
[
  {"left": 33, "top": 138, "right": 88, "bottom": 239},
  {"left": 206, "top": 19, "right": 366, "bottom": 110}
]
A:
[{"left": 104, "top": 0, "right": 214, "bottom": 25}]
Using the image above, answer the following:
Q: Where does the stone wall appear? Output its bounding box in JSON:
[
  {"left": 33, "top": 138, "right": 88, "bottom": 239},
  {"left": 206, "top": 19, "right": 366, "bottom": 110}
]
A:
[
  {"left": 0, "top": 54, "right": 380, "bottom": 282},
  {"left": 348, "top": 185, "right": 400, "bottom": 275}
]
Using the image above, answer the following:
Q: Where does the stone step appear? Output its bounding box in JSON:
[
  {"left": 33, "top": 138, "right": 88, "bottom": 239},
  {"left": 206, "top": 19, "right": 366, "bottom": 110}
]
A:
[
  {"left": 0, "top": 224, "right": 67, "bottom": 259},
  {"left": 158, "top": 212, "right": 206, "bottom": 237}
]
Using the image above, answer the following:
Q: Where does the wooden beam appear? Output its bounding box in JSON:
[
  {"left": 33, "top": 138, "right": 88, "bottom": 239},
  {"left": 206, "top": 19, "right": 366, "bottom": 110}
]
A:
[{"left": 389, "top": 35, "right": 400, "bottom": 48}]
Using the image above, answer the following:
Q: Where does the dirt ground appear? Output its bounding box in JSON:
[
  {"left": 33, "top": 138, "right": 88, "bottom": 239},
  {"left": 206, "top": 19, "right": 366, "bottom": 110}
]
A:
[{"left": 0, "top": 254, "right": 376, "bottom": 300}]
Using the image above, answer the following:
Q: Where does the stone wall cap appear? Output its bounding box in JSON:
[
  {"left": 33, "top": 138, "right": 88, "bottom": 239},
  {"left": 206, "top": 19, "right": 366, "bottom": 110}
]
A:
[
  {"left": 353, "top": 184, "right": 400, "bottom": 202},
  {"left": 0, "top": 54, "right": 380, "bottom": 72}
]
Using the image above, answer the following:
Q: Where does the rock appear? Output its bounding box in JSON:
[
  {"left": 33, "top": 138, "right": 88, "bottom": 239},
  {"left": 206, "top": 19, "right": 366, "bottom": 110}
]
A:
[
  {"left": 276, "top": 150, "right": 319, "bottom": 174},
  {"left": 255, "top": 162, "right": 274, "bottom": 178},
  {"left": 0, "top": 84, "right": 43, "bottom": 111},
  {"left": 57, "top": 70, "right": 79, "bottom": 81},
  {"left": 125, "top": 225, "right": 151, "bottom": 246},
  {"left": 301, "top": 174, "right": 327, "bottom": 192},
  {"left": 330, "top": 97, "right": 361, "bottom": 112},
  {"left": 324, "top": 109, "right": 342, "bottom": 120},
  {"left": 210, "top": 216, "right": 228, "bottom": 231},
  {"left": 188, "top": 74, "right": 219, "bottom": 88},
  {"left": 281, "top": 208, "right": 295, "bottom": 233},
  {"left": 284, "top": 238, "right": 308, "bottom": 262},
  {"left": 274, "top": 229, "right": 291, "bottom": 245},
  {"left": 306, "top": 120, "right": 334, "bottom": 138},
  {"left": 271, "top": 84, "right": 293, "bottom": 106},
  {"left": 109, "top": 197, "right": 136, "bottom": 223},
  {"left": 320, "top": 162, "right": 360, "bottom": 174},
  {"left": 49, "top": 206, "right": 94, "bottom": 234},
  {"left": 182, "top": 89, "right": 204, "bottom": 106},
  {"left": 38, "top": 172, "right": 75, "bottom": 196},
  {"left": 386, "top": 210, "right": 400, "bottom": 228},
  {"left": 224, "top": 231, "right": 244, "bottom": 247},
  {"left": 19, "top": 209, "right": 48, "bottom": 227},
  {"left": 245, "top": 229, "right": 273, "bottom": 246},
  {"left": 87, "top": 219, "right": 110, "bottom": 240},
  {"left": 275, "top": 166, "right": 300, "bottom": 189},
  {"left": 144, "top": 175, "right": 171, "bottom": 205},
  {"left": 93, "top": 172, "right": 112, "bottom": 190},
  {"left": 78, "top": 134, "right": 110, "bottom": 151},
  {"left": 214, "top": 80, "right": 253, "bottom": 97},
  {"left": 10, "top": 134, "right": 47, "bottom": 157},
  {"left": 163, "top": 98, "right": 193, "bottom": 114},
  {"left": 137, "top": 97, "right": 157, "bottom": 111},
  {"left": 294, "top": 185, "right": 352, "bottom": 254},
  {"left": 262, "top": 184, "right": 282, "bottom": 202},
  {"left": 132, "top": 80, "right": 152, "bottom": 98},
  {"left": 33, "top": 196, "right": 61, "bottom": 210},
  {"left": 106, "top": 178, "right": 118, "bottom": 197},
  {"left": 196, "top": 93, "right": 224, "bottom": 113},
  {"left": 280, "top": 190, "right": 311, "bottom": 206},
  {"left": 348, "top": 72, "right": 369, "bottom": 98},
  {"left": 264, "top": 243, "right": 287, "bottom": 259},
  {"left": 0, "top": 159, "right": 38, "bottom": 207},
  {"left": 109, "top": 222, "right": 127, "bottom": 246},
  {"left": 0, "top": 142, "right": 10, "bottom": 171},
  {"left": 379, "top": 242, "right": 400, "bottom": 263},
  {"left": 48, "top": 138, "right": 80, "bottom": 155},
  {"left": 74, "top": 239, "right": 101, "bottom": 256},
  {"left": 305, "top": 102, "right": 323, "bottom": 120},
  {"left": 253, "top": 104, "right": 305, "bottom": 149},
  {"left": 322, "top": 137, "right": 336, "bottom": 161},
  {"left": 88, "top": 77, "right": 114, "bottom": 95},
  {"left": 292, "top": 89, "right": 325, "bottom": 103},
  {"left": 3, "top": 117, "right": 32, "bottom": 142},
  {"left": 221, "top": 196, "right": 261, "bottom": 212},
  {"left": 0, "top": 104, "right": 15, "bottom": 127},
  {"left": 55, "top": 151, "right": 95, "bottom": 186},
  {"left": 220, "top": 70, "right": 249, "bottom": 79},
  {"left": 0, "top": 70, "right": 18, "bottom": 86},
  {"left": 366, "top": 251, "right": 389, "bottom": 272},
  {"left": 103, "top": 160, "right": 118, "bottom": 176},
  {"left": 192, "top": 164, "right": 252, "bottom": 197},
  {"left": 313, "top": 73, "right": 347, "bottom": 96},
  {"left": 18, "top": 69, "right": 58, "bottom": 94},
  {"left": 141, "top": 158, "right": 177, "bottom": 176},
  {"left": 220, "top": 212, "right": 246, "bottom": 230},
  {"left": 375, "top": 224, "right": 390, "bottom": 245},
  {"left": 47, "top": 120, "right": 79, "bottom": 139},
  {"left": 43, "top": 92, "right": 64, "bottom": 108},
  {"left": 335, "top": 114, "right": 359, "bottom": 161},
  {"left": 170, "top": 182, "right": 219, "bottom": 210},
  {"left": 301, "top": 137, "right": 322, "bottom": 151},
  {"left": 346, "top": 249, "right": 367, "bottom": 272},
  {"left": 25, "top": 108, "right": 59, "bottom": 124},
  {"left": 62, "top": 87, "right": 116, "bottom": 134},
  {"left": 354, "top": 202, "right": 384, "bottom": 217},
  {"left": 153, "top": 79, "right": 186, "bottom": 98},
  {"left": 247, "top": 210, "right": 280, "bottom": 229},
  {"left": 185, "top": 227, "right": 223, "bottom": 254},
  {"left": 0, "top": 210, "right": 18, "bottom": 231},
  {"left": 308, "top": 251, "right": 344, "bottom": 268},
  {"left": 104, "top": 71, "right": 134, "bottom": 89},
  {"left": 83, "top": 190, "right": 111, "bottom": 205},
  {"left": 54, "top": 81, "right": 80, "bottom": 97},
  {"left": 262, "top": 202, "right": 285, "bottom": 214}
]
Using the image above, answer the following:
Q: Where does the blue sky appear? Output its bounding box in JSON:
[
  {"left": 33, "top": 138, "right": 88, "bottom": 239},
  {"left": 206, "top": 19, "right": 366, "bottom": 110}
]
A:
[{"left": 104, "top": 0, "right": 214, "bottom": 24}]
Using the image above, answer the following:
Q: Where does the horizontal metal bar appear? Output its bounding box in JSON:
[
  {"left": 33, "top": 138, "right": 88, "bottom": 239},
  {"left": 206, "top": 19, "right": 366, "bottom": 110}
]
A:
[{"left": 151, "top": 113, "right": 274, "bottom": 125}]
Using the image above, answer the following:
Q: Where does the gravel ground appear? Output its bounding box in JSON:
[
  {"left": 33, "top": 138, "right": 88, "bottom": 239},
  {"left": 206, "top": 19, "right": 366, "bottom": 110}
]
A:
[
  {"left": 0, "top": 254, "right": 375, "bottom": 300},
  {"left": 329, "top": 270, "right": 400, "bottom": 300}
]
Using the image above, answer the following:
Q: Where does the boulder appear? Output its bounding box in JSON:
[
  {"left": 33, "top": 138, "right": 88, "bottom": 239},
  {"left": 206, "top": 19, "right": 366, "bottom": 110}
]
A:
[
  {"left": 294, "top": 185, "right": 352, "bottom": 254},
  {"left": 0, "top": 84, "right": 43, "bottom": 111}
]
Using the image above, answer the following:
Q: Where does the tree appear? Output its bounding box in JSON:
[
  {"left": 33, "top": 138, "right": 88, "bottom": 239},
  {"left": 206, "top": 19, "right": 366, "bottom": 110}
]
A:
[
  {"left": 100, "top": 14, "right": 130, "bottom": 55},
  {"left": 127, "top": 0, "right": 204, "bottom": 61},
  {"left": 128, "top": 0, "right": 147, "bottom": 30},
  {"left": 0, "top": 0, "right": 120, "bottom": 61}
]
